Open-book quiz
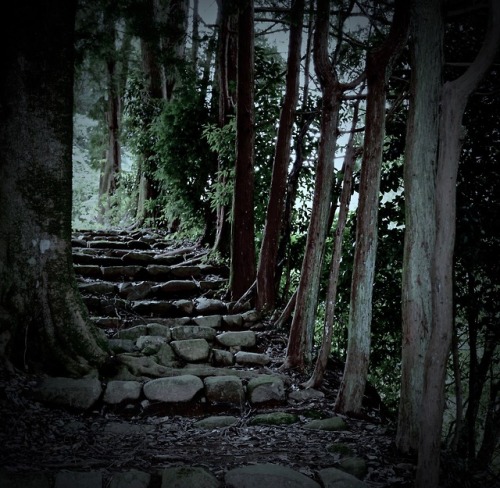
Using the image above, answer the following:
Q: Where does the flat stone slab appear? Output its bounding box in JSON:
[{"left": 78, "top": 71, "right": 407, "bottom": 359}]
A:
[
  {"left": 132, "top": 300, "right": 175, "bottom": 315},
  {"left": 102, "top": 265, "right": 144, "bottom": 279},
  {"left": 118, "top": 281, "right": 152, "bottom": 300},
  {"left": 160, "top": 280, "right": 199, "bottom": 295},
  {"left": 204, "top": 376, "right": 244, "bottom": 404},
  {"left": 109, "top": 470, "right": 151, "bottom": 488},
  {"left": 194, "top": 298, "right": 227, "bottom": 315},
  {"left": 222, "top": 314, "right": 243, "bottom": 328},
  {"left": 192, "top": 315, "right": 222, "bottom": 328},
  {"left": 35, "top": 377, "right": 102, "bottom": 410},
  {"left": 161, "top": 467, "right": 220, "bottom": 488},
  {"left": 104, "top": 380, "right": 143, "bottom": 405},
  {"left": 318, "top": 467, "right": 368, "bottom": 487},
  {"left": 235, "top": 351, "right": 270, "bottom": 366},
  {"left": 225, "top": 463, "right": 320, "bottom": 488},
  {"left": 216, "top": 331, "right": 256, "bottom": 347},
  {"left": 212, "top": 349, "right": 234, "bottom": 366},
  {"left": 114, "top": 325, "right": 148, "bottom": 340},
  {"left": 247, "top": 376, "right": 285, "bottom": 404},
  {"left": 302, "top": 417, "right": 347, "bottom": 431},
  {"left": 143, "top": 375, "right": 204, "bottom": 402},
  {"left": 171, "top": 339, "right": 210, "bottom": 362},
  {"left": 171, "top": 325, "right": 217, "bottom": 341},
  {"left": 194, "top": 415, "right": 239, "bottom": 429}
]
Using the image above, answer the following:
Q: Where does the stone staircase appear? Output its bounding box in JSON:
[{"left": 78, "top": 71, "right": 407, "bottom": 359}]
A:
[{"left": 68, "top": 229, "right": 290, "bottom": 414}]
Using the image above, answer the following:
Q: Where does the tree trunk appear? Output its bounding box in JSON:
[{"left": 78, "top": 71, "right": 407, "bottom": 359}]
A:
[
  {"left": 335, "top": 0, "right": 409, "bottom": 415},
  {"left": 256, "top": 0, "right": 304, "bottom": 313},
  {"left": 277, "top": 2, "right": 314, "bottom": 298},
  {"left": 397, "top": 0, "right": 443, "bottom": 453},
  {"left": 0, "top": 0, "right": 108, "bottom": 376},
  {"left": 230, "top": 0, "right": 256, "bottom": 301},
  {"left": 416, "top": 3, "right": 500, "bottom": 484},
  {"left": 281, "top": 0, "right": 342, "bottom": 370},
  {"left": 213, "top": 0, "right": 238, "bottom": 257},
  {"left": 303, "top": 97, "right": 361, "bottom": 390}
]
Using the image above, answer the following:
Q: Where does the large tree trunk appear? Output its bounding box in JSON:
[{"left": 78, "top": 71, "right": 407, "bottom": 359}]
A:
[
  {"left": 303, "top": 97, "right": 361, "bottom": 389},
  {"left": 230, "top": 0, "right": 256, "bottom": 301},
  {"left": 281, "top": 0, "right": 342, "bottom": 369},
  {"left": 416, "top": 3, "right": 500, "bottom": 485},
  {"left": 0, "top": 0, "right": 108, "bottom": 376},
  {"left": 256, "top": 0, "right": 304, "bottom": 313},
  {"left": 335, "top": 0, "right": 409, "bottom": 415},
  {"left": 397, "top": 0, "right": 443, "bottom": 453}
]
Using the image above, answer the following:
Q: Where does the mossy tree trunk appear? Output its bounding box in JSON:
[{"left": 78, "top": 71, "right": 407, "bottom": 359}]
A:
[
  {"left": 0, "top": 0, "right": 109, "bottom": 376},
  {"left": 335, "top": 0, "right": 409, "bottom": 415}
]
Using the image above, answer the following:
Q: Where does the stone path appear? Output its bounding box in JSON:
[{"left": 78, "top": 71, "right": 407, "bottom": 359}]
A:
[{"left": 0, "top": 230, "right": 389, "bottom": 487}]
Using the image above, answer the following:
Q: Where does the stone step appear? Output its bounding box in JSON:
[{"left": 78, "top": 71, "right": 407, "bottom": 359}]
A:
[
  {"left": 74, "top": 264, "right": 229, "bottom": 282},
  {"left": 0, "top": 463, "right": 369, "bottom": 488}
]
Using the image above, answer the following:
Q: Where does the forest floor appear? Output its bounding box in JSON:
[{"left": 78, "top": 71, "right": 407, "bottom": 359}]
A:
[
  {"left": 0, "top": 357, "right": 420, "bottom": 488},
  {"left": 1, "top": 230, "right": 496, "bottom": 487}
]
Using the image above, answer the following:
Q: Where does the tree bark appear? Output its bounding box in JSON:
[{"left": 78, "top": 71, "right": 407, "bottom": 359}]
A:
[
  {"left": 213, "top": 0, "right": 238, "bottom": 257},
  {"left": 397, "top": 0, "right": 443, "bottom": 453},
  {"left": 0, "top": 0, "right": 108, "bottom": 376},
  {"left": 335, "top": 0, "right": 409, "bottom": 415},
  {"left": 230, "top": 0, "right": 256, "bottom": 300},
  {"left": 416, "top": 2, "right": 500, "bottom": 485},
  {"left": 281, "top": 0, "right": 342, "bottom": 370},
  {"left": 256, "top": 0, "right": 304, "bottom": 313},
  {"left": 303, "top": 97, "right": 361, "bottom": 390}
]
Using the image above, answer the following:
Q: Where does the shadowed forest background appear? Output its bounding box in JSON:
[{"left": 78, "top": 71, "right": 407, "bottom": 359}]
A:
[{"left": 1, "top": 0, "right": 499, "bottom": 487}]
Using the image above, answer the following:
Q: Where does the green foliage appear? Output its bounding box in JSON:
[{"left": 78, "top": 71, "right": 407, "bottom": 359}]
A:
[{"left": 152, "top": 75, "right": 216, "bottom": 230}]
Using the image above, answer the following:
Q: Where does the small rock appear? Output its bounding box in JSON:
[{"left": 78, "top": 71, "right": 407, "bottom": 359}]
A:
[
  {"left": 194, "top": 416, "right": 239, "bottom": 429},
  {"left": 249, "top": 412, "right": 299, "bottom": 426},
  {"left": 222, "top": 314, "right": 243, "bottom": 328}
]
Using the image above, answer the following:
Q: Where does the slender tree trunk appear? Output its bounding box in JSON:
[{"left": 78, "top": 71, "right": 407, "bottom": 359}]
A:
[
  {"left": 397, "top": 0, "right": 443, "bottom": 453},
  {"left": 0, "top": 0, "right": 108, "bottom": 376},
  {"left": 277, "top": 2, "right": 314, "bottom": 296},
  {"left": 281, "top": 0, "right": 342, "bottom": 369},
  {"left": 416, "top": 4, "right": 500, "bottom": 484},
  {"left": 213, "top": 0, "right": 238, "bottom": 257},
  {"left": 256, "top": 0, "right": 304, "bottom": 313},
  {"left": 476, "top": 379, "right": 500, "bottom": 470},
  {"left": 335, "top": 0, "right": 409, "bottom": 414},
  {"left": 230, "top": 0, "right": 256, "bottom": 300},
  {"left": 191, "top": 0, "right": 200, "bottom": 68},
  {"left": 303, "top": 98, "right": 361, "bottom": 389}
]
